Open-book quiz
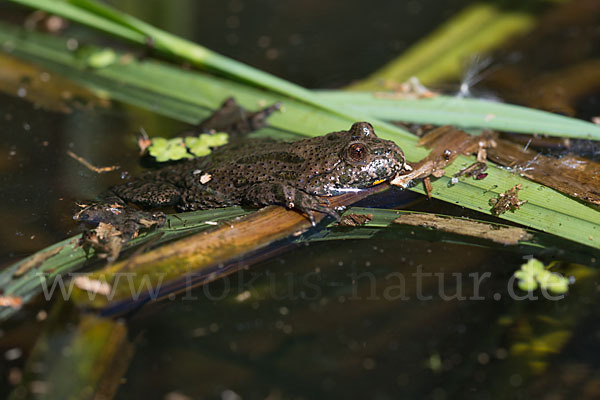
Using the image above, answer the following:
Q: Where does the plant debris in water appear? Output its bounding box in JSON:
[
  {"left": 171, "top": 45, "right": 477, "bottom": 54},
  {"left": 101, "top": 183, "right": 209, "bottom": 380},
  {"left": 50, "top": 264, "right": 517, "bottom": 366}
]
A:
[
  {"left": 374, "top": 76, "right": 438, "bottom": 99},
  {"left": 73, "top": 275, "right": 112, "bottom": 296},
  {"left": 0, "top": 296, "right": 23, "bottom": 308},
  {"left": 393, "top": 213, "right": 533, "bottom": 245},
  {"left": 452, "top": 161, "right": 488, "bottom": 185},
  {"left": 338, "top": 213, "right": 373, "bottom": 227},
  {"left": 489, "top": 184, "right": 527, "bottom": 215},
  {"left": 406, "top": 126, "right": 600, "bottom": 207},
  {"left": 423, "top": 176, "right": 434, "bottom": 198},
  {"left": 13, "top": 245, "right": 63, "bottom": 277},
  {"left": 487, "top": 138, "right": 600, "bottom": 206},
  {"left": 389, "top": 126, "right": 493, "bottom": 189},
  {"left": 67, "top": 150, "right": 120, "bottom": 174}
]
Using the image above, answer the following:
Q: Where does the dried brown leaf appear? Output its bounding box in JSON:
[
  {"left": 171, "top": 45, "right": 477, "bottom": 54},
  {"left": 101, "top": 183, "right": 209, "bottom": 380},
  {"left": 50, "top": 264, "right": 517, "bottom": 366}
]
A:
[
  {"left": 13, "top": 245, "right": 63, "bottom": 277},
  {"left": 394, "top": 213, "right": 532, "bottom": 245}
]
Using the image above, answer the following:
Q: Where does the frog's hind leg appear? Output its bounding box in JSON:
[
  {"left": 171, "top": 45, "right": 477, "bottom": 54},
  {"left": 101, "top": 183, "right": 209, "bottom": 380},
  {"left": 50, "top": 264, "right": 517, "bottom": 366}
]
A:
[
  {"left": 110, "top": 181, "right": 182, "bottom": 208},
  {"left": 244, "top": 182, "right": 339, "bottom": 226},
  {"left": 74, "top": 200, "right": 166, "bottom": 240},
  {"left": 74, "top": 181, "right": 182, "bottom": 243}
]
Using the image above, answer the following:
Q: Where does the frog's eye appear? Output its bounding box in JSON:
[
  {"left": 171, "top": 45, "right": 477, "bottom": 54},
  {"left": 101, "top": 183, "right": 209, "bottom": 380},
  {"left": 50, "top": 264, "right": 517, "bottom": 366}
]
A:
[{"left": 347, "top": 143, "right": 368, "bottom": 162}]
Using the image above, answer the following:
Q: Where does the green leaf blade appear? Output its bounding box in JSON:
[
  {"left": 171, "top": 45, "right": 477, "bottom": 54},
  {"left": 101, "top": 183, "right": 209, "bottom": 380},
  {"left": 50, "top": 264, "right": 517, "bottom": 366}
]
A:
[{"left": 318, "top": 91, "right": 600, "bottom": 140}]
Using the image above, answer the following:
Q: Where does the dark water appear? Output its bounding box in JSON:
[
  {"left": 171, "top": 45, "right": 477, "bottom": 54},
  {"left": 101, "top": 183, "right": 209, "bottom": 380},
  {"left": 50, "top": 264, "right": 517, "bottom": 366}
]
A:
[
  {"left": 120, "top": 238, "right": 591, "bottom": 400},
  {"left": 1, "top": 1, "right": 600, "bottom": 399},
  {"left": 107, "top": 0, "right": 473, "bottom": 88}
]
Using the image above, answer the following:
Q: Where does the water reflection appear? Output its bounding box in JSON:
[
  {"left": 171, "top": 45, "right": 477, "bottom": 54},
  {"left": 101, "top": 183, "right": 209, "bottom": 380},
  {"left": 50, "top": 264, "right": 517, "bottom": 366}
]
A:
[{"left": 118, "top": 238, "right": 596, "bottom": 399}]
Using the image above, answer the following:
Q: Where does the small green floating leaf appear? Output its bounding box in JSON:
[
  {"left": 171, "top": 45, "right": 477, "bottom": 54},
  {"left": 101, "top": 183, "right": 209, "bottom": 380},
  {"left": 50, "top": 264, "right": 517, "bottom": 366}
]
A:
[
  {"left": 537, "top": 269, "right": 571, "bottom": 294},
  {"left": 184, "top": 132, "right": 228, "bottom": 157},
  {"left": 167, "top": 143, "right": 192, "bottom": 161},
  {"left": 149, "top": 133, "right": 229, "bottom": 161},
  {"left": 148, "top": 137, "right": 192, "bottom": 162},
  {"left": 148, "top": 137, "right": 168, "bottom": 150},
  {"left": 514, "top": 258, "right": 571, "bottom": 294}
]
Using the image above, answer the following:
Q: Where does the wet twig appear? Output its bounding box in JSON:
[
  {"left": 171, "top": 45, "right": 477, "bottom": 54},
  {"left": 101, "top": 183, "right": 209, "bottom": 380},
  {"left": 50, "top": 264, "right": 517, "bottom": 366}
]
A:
[{"left": 67, "top": 150, "right": 120, "bottom": 174}]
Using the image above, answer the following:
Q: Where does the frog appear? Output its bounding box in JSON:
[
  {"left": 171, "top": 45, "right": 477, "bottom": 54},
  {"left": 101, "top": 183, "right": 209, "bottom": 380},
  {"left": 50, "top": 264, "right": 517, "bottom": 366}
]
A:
[{"left": 74, "top": 98, "right": 407, "bottom": 242}]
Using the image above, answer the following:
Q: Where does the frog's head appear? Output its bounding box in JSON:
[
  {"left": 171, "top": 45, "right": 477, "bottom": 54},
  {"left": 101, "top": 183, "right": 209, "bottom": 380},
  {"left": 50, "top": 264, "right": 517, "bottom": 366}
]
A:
[{"left": 307, "top": 122, "right": 406, "bottom": 195}]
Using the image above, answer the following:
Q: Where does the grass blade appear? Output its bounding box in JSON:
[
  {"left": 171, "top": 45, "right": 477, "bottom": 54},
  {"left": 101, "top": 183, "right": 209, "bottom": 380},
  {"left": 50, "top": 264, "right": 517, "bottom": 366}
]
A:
[
  {"left": 0, "top": 207, "right": 251, "bottom": 321},
  {"left": 318, "top": 91, "right": 600, "bottom": 140},
  {"left": 7, "top": 0, "right": 415, "bottom": 139}
]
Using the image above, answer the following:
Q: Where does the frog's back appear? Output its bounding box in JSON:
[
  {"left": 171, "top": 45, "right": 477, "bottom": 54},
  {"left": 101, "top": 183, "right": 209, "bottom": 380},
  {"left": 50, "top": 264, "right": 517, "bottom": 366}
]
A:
[
  {"left": 198, "top": 131, "right": 364, "bottom": 197},
  {"left": 202, "top": 138, "right": 309, "bottom": 196}
]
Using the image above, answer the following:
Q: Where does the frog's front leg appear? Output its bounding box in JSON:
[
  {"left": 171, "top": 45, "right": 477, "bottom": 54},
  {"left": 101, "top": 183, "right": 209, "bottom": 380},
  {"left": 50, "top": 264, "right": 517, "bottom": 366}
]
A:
[
  {"left": 191, "top": 97, "right": 281, "bottom": 140},
  {"left": 244, "top": 183, "right": 340, "bottom": 225}
]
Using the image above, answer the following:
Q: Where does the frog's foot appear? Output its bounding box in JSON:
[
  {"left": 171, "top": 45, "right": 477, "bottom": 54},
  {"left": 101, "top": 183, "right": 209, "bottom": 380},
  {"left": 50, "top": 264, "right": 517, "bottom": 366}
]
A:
[
  {"left": 197, "top": 97, "right": 281, "bottom": 139},
  {"left": 79, "top": 222, "right": 123, "bottom": 263},
  {"left": 245, "top": 183, "right": 340, "bottom": 226},
  {"left": 74, "top": 202, "right": 165, "bottom": 241},
  {"left": 296, "top": 196, "right": 341, "bottom": 227},
  {"left": 246, "top": 101, "right": 282, "bottom": 132}
]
